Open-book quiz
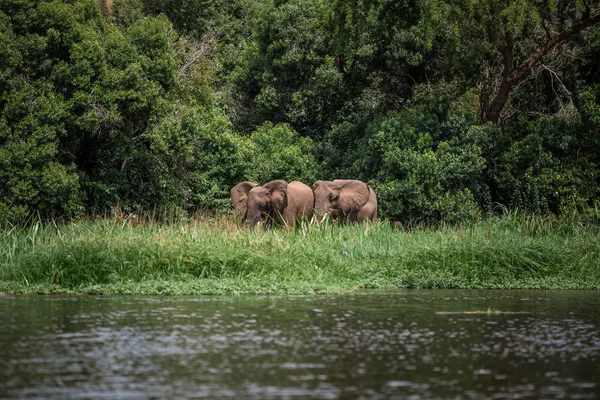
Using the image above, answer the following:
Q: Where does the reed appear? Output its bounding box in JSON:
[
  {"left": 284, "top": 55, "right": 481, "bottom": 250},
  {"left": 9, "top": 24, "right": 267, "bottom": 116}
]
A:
[{"left": 1, "top": 214, "right": 599, "bottom": 294}]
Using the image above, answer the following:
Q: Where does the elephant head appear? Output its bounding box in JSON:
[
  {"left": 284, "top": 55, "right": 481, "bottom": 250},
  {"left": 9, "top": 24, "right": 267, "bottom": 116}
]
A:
[
  {"left": 231, "top": 180, "right": 289, "bottom": 226},
  {"left": 312, "top": 180, "right": 371, "bottom": 222}
]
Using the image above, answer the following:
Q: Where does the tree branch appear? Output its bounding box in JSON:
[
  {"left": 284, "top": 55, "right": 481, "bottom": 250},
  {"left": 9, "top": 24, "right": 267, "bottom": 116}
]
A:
[
  {"left": 486, "top": 25, "right": 505, "bottom": 53},
  {"left": 509, "top": 13, "right": 600, "bottom": 83},
  {"left": 502, "top": 32, "right": 513, "bottom": 78},
  {"left": 483, "top": 12, "right": 600, "bottom": 123}
]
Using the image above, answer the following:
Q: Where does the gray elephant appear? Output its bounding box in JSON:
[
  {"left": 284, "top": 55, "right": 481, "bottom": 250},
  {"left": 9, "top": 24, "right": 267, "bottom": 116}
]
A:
[
  {"left": 312, "top": 180, "right": 377, "bottom": 223},
  {"left": 231, "top": 180, "right": 314, "bottom": 227}
]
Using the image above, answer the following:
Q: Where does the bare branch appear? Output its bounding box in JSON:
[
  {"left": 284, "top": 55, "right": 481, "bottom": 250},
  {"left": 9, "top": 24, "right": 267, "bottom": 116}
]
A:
[{"left": 178, "top": 33, "right": 216, "bottom": 77}]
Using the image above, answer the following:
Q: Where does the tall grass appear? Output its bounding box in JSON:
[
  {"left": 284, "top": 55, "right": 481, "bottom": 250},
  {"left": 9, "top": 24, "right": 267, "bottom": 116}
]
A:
[{"left": 1, "top": 214, "right": 599, "bottom": 294}]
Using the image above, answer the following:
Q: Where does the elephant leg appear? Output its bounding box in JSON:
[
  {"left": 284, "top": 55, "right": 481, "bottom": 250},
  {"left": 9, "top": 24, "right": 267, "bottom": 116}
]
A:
[
  {"left": 357, "top": 190, "right": 377, "bottom": 222},
  {"left": 282, "top": 208, "right": 296, "bottom": 227},
  {"left": 357, "top": 203, "right": 375, "bottom": 222},
  {"left": 347, "top": 209, "right": 360, "bottom": 223}
]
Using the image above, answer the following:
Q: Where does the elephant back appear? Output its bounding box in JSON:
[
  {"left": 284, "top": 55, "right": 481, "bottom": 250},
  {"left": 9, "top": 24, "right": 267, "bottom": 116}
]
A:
[
  {"left": 357, "top": 185, "right": 377, "bottom": 222},
  {"left": 287, "top": 181, "right": 314, "bottom": 219}
]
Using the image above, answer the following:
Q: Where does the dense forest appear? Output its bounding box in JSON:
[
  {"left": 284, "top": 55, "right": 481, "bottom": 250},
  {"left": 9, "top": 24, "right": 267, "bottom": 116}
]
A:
[{"left": 1, "top": 0, "right": 600, "bottom": 224}]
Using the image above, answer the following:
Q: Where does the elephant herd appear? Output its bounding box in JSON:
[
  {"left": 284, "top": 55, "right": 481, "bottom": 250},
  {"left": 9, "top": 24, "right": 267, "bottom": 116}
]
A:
[{"left": 230, "top": 179, "right": 377, "bottom": 227}]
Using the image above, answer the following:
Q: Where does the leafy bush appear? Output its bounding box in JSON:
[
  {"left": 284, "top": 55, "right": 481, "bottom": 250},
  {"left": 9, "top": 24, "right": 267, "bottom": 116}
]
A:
[
  {"left": 496, "top": 115, "right": 600, "bottom": 218},
  {"left": 99, "top": 104, "right": 249, "bottom": 212},
  {"left": 0, "top": 0, "right": 242, "bottom": 221},
  {"left": 0, "top": 80, "right": 82, "bottom": 222},
  {"left": 179, "top": 105, "right": 250, "bottom": 211},
  {"left": 359, "top": 92, "right": 488, "bottom": 223},
  {"left": 244, "top": 122, "right": 318, "bottom": 184}
]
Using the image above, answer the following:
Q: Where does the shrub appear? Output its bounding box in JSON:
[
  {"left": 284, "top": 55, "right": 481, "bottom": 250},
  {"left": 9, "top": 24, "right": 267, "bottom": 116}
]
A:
[
  {"left": 0, "top": 0, "right": 237, "bottom": 220},
  {"left": 0, "top": 81, "right": 82, "bottom": 222},
  {"left": 496, "top": 115, "right": 600, "bottom": 218},
  {"left": 358, "top": 94, "right": 487, "bottom": 223},
  {"left": 245, "top": 121, "right": 318, "bottom": 184}
]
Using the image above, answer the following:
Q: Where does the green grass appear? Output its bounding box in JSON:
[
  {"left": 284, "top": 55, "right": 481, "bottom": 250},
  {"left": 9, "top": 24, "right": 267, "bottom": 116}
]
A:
[{"left": 1, "top": 213, "right": 599, "bottom": 294}]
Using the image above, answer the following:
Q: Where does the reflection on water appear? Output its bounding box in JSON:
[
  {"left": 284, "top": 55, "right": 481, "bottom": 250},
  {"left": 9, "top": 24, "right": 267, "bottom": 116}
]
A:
[{"left": 1, "top": 290, "right": 599, "bottom": 399}]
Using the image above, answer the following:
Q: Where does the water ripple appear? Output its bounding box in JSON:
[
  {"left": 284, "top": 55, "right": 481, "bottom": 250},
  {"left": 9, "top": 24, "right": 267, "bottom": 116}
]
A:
[{"left": 0, "top": 290, "right": 599, "bottom": 399}]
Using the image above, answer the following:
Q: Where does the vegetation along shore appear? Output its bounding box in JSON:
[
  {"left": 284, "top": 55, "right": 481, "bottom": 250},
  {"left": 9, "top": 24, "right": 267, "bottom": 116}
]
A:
[
  {"left": 1, "top": 213, "right": 598, "bottom": 295},
  {"left": 2, "top": 0, "right": 600, "bottom": 294}
]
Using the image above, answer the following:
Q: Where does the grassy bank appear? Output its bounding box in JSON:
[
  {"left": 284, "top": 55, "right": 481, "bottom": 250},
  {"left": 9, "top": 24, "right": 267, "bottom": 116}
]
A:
[{"left": 1, "top": 215, "right": 599, "bottom": 294}]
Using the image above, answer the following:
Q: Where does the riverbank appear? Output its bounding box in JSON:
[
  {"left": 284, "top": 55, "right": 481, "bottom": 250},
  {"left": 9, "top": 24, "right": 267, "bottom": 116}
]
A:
[{"left": 1, "top": 215, "right": 599, "bottom": 294}]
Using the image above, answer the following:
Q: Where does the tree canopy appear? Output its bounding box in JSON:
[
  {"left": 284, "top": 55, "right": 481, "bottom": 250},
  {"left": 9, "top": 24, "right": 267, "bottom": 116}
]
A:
[{"left": 1, "top": 0, "right": 600, "bottom": 224}]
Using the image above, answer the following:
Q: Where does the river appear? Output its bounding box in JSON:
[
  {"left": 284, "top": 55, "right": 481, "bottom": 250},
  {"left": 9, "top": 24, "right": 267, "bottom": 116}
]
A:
[{"left": 1, "top": 290, "right": 599, "bottom": 399}]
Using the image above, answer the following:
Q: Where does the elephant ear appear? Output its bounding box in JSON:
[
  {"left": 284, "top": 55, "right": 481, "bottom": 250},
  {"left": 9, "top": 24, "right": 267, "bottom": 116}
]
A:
[
  {"left": 334, "top": 180, "right": 370, "bottom": 215},
  {"left": 231, "top": 181, "right": 258, "bottom": 215},
  {"left": 264, "top": 180, "right": 288, "bottom": 214}
]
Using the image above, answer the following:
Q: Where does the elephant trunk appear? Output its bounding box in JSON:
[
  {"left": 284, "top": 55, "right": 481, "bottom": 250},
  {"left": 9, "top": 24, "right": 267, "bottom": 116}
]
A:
[
  {"left": 313, "top": 202, "right": 330, "bottom": 223},
  {"left": 246, "top": 213, "right": 262, "bottom": 227}
]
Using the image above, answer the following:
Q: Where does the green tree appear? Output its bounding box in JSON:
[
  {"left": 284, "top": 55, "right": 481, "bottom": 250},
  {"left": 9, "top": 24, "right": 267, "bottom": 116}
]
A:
[
  {"left": 0, "top": 0, "right": 244, "bottom": 221},
  {"left": 357, "top": 87, "right": 489, "bottom": 222},
  {"left": 329, "top": 0, "right": 600, "bottom": 124},
  {"left": 227, "top": 0, "right": 336, "bottom": 136},
  {"left": 0, "top": 81, "right": 82, "bottom": 220},
  {"left": 147, "top": 105, "right": 250, "bottom": 211},
  {"left": 245, "top": 121, "right": 318, "bottom": 184},
  {"left": 495, "top": 115, "right": 600, "bottom": 216},
  {"left": 459, "top": 0, "right": 600, "bottom": 123}
]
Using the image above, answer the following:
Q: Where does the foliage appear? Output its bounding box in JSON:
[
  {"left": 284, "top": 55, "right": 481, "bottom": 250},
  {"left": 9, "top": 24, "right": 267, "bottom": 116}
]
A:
[
  {"left": 1, "top": 0, "right": 600, "bottom": 224},
  {"left": 0, "top": 0, "right": 246, "bottom": 221},
  {"left": 138, "top": 105, "right": 250, "bottom": 212},
  {"left": 495, "top": 116, "right": 600, "bottom": 217},
  {"left": 1, "top": 217, "right": 599, "bottom": 294},
  {"left": 358, "top": 87, "right": 488, "bottom": 223},
  {"left": 244, "top": 121, "right": 319, "bottom": 184}
]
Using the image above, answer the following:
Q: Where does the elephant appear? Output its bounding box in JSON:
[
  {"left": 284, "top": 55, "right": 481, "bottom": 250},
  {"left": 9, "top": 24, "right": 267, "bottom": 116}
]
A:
[
  {"left": 312, "top": 179, "right": 377, "bottom": 223},
  {"left": 231, "top": 180, "right": 314, "bottom": 227}
]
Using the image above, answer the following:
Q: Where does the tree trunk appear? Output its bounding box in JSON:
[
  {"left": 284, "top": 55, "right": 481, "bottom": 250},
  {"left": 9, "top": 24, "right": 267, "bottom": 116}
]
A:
[{"left": 481, "top": 12, "right": 600, "bottom": 124}]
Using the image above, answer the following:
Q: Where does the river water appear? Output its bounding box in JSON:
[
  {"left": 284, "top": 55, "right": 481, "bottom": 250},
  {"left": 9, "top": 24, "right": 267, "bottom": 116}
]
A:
[{"left": 1, "top": 290, "right": 599, "bottom": 399}]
